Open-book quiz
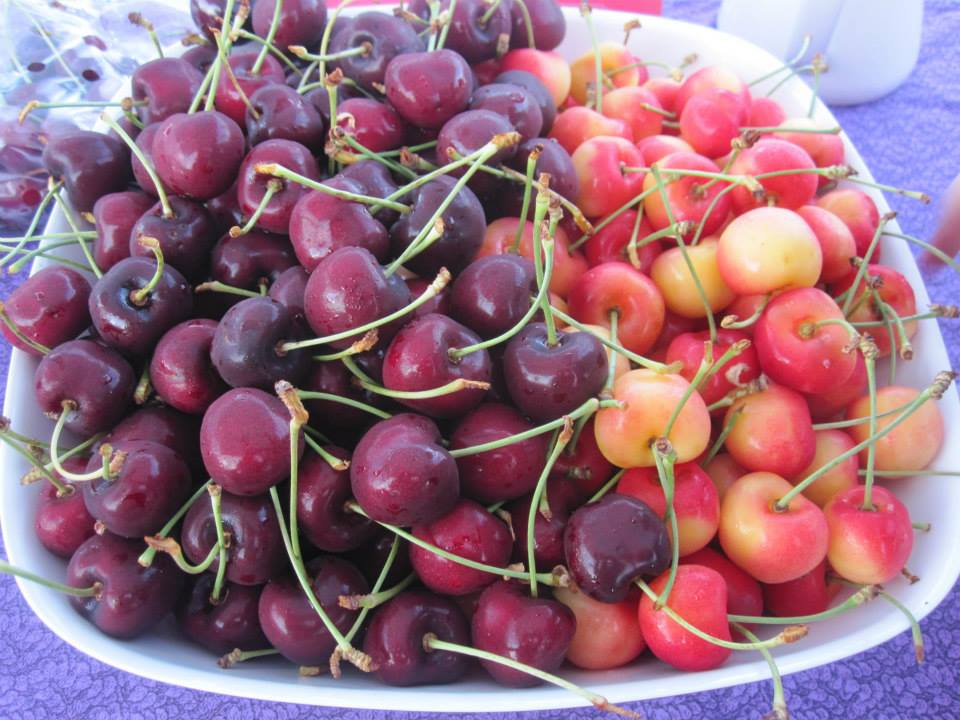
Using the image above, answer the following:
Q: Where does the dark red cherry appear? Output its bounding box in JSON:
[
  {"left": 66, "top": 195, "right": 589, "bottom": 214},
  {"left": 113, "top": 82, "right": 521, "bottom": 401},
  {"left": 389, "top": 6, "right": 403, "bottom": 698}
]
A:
[
  {"left": 494, "top": 70, "right": 557, "bottom": 134},
  {"left": 382, "top": 313, "right": 491, "bottom": 419},
  {"left": 551, "top": 416, "right": 614, "bottom": 500},
  {"left": 200, "top": 387, "right": 302, "bottom": 496},
  {"left": 564, "top": 493, "right": 671, "bottom": 603},
  {"left": 211, "top": 296, "right": 310, "bottom": 389},
  {"left": 501, "top": 137, "right": 578, "bottom": 215},
  {"left": 450, "top": 403, "right": 548, "bottom": 504},
  {"left": 34, "top": 339, "right": 135, "bottom": 436},
  {"left": 42, "top": 131, "right": 131, "bottom": 213},
  {"left": 337, "top": 98, "right": 407, "bottom": 153},
  {"left": 406, "top": 275, "right": 451, "bottom": 319},
  {"left": 289, "top": 177, "right": 390, "bottom": 270},
  {"left": 471, "top": 580, "right": 575, "bottom": 687},
  {"left": 129, "top": 196, "right": 218, "bottom": 282},
  {"left": 67, "top": 532, "right": 183, "bottom": 639},
  {"left": 104, "top": 405, "right": 202, "bottom": 476},
  {"left": 507, "top": 476, "right": 581, "bottom": 571},
  {"left": 131, "top": 123, "right": 161, "bottom": 197},
  {"left": 328, "top": 11, "right": 425, "bottom": 91},
  {"left": 215, "top": 51, "right": 286, "bottom": 126},
  {"left": 150, "top": 319, "right": 228, "bottom": 414},
  {"left": 92, "top": 191, "right": 154, "bottom": 271},
  {"left": 206, "top": 180, "right": 243, "bottom": 234},
  {"left": 238, "top": 139, "right": 321, "bottom": 236},
  {"left": 246, "top": 85, "right": 325, "bottom": 153},
  {"left": 385, "top": 50, "right": 473, "bottom": 130},
  {"left": 302, "top": 360, "right": 390, "bottom": 434},
  {"left": 364, "top": 590, "right": 471, "bottom": 686},
  {"left": 470, "top": 84, "right": 544, "bottom": 140},
  {"left": 252, "top": 0, "right": 328, "bottom": 51},
  {"left": 503, "top": 323, "right": 607, "bottom": 422},
  {"left": 35, "top": 459, "right": 96, "bottom": 559},
  {"left": 182, "top": 490, "right": 285, "bottom": 586},
  {"left": 131, "top": 58, "right": 204, "bottom": 125},
  {"left": 411, "top": 499, "right": 512, "bottom": 596},
  {"left": 509, "top": 0, "right": 565, "bottom": 51},
  {"left": 268, "top": 266, "right": 310, "bottom": 331},
  {"left": 389, "top": 174, "right": 485, "bottom": 276},
  {"left": 340, "top": 159, "right": 403, "bottom": 228},
  {"left": 258, "top": 555, "right": 368, "bottom": 666},
  {"left": 297, "top": 447, "right": 377, "bottom": 552},
  {"left": 407, "top": 0, "right": 511, "bottom": 64},
  {"left": 152, "top": 112, "right": 246, "bottom": 201},
  {"left": 449, "top": 254, "right": 536, "bottom": 339},
  {"left": 88, "top": 255, "right": 193, "bottom": 356},
  {"left": 350, "top": 413, "right": 459, "bottom": 526},
  {"left": 210, "top": 229, "right": 298, "bottom": 293},
  {"left": 182, "top": 45, "right": 217, "bottom": 74},
  {"left": 82, "top": 440, "right": 192, "bottom": 538},
  {"left": 436, "top": 109, "right": 516, "bottom": 196},
  {"left": 177, "top": 576, "right": 269, "bottom": 655},
  {"left": 1, "top": 266, "right": 91, "bottom": 356},
  {"left": 303, "top": 246, "right": 411, "bottom": 349}
]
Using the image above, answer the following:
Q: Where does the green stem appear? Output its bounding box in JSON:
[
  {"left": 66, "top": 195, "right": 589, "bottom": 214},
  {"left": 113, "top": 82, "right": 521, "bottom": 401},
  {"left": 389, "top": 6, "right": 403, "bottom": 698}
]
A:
[
  {"left": 587, "top": 468, "right": 626, "bottom": 504},
  {"left": 203, "top": 0, "right": 236, "bottom": 113},
  {"left": 255, "top": 163, "right": 409, "bottom": 213},
  {"left": 0, "top": 559, "right": 99, "bottom": 598},
  {"left": 296, "top": 390, "right": 392, "bottom": 419},
  {"left": 732, "top": 623, "right": 788, "bottom": 720},
  {"left": 231, "top": 179, "right": 281, "bottom": 237},
  {"left": 0, "top": 433, "right": 67, "bottom": 495},
  {"left": 842, "top": 214, "right": 893, "bottom": 316},
  {"left": 729, "top": 584, "right": 878, "bottom": 625},
  {"left": 49, "top": 190, "right": 102, "bottom": 278},
  {"left": 0, "top": 304, "right": 50, "bottom": 354},
  {"left": 511, "top": 0, "right": 535, "bottom": 47},
  {"left": 209, "top": 484, "right": 229, "bottom": 602},
  {"left": 652, "top": 442, "right": 679, "bottom": 610},
  {"left": 194, "top": 281, "right": 261, "bottom": 299},
  {"left": 335, "top": 134, "right": 417, "bottom": 180},
  {"left": 435, "top": 0, "right": 459, "bottom": 50},
  {"left": 344, "top": 538, "right": 403, "bottom": 642},
  {"left": 581, "top": 1, "right": 603, "bottom": 112},
  {"left": 138, "top": 480, "right": 213, "bottom": 567},
  {"left": 527, "top": 420, "right": 574, "bottom": 596},
  {"left": 702, "top": 405, "right": 744, "bottom": 467},
  {"left": 48, "top": 403, "right": 105, "bottom": 482},
  {"left": 235, "top": 29, "right": 302, "bottom": 76},
  {"left": 511, "top": 145, "right": 541, "bottom": 254},
  {"left": 721, "top": 294, "right": 772, "bottom": 330},
  {"left": 0, "top": 180, "right": 61, "bottom": 268},
  {"left": 860, "top": 347, "right": 879, "bottom": 511},
  {"left": 100, "top": 113, "right": 172, "bottom": 220},
  {"left": 252, "top": 0, "right": 284, "bottom": 75},
  {"left": 128, "top": 238, "right": 164, "bottom": 306}
]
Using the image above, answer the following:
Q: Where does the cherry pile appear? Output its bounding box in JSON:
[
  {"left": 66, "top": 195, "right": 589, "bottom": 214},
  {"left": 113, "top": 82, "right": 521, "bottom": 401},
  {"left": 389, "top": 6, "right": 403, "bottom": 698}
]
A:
[{"left": 1, "top": 0, "right": 955, "bottom": 716}]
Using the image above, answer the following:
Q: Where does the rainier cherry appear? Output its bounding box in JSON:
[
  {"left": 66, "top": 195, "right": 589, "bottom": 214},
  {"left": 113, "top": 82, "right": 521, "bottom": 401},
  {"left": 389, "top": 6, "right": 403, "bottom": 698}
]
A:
[
  {"left": 789, "top": 429, "right": 860, "bottom": 508},
  {"left": 847, "top": 386, "right": 944, "bottom": 472},
  {"left": 642, "top": 152, "right": 732, "bottom": 238},
  {"left": 650, "top": 238, "right": 735, "bottom": 319},
  {"left": 553, "top": 583, "right": 646, "bottom": 670}
]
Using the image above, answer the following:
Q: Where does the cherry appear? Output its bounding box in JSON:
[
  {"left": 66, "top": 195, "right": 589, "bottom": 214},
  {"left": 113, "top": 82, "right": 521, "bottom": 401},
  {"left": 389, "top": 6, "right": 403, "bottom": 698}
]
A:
[
  {"left": 104, "top": 405, "right": 202, "bottom": 476},
  {"left": 469, "top": 84, "right": 544, "bottom": 141},
  {"left": 642, "top": 151, "right": 732, "bottom": 238},
  {"left": 796, "top": 205, "right": 857, "bottom": 284},
  {"left": 815, "top": 187, "right": 881, "bottom": 257},
  {"left": 1, "top": 266, "right": 91, "bottom": 356},
  {"left": 644, "top": 78, "right": 682, "bottom": 114},
  {"left": 258, "top": 555, "right": 368, "bottom": 666},
  {"left": 338, "top": 98, "right": 407, "bottom": 153},
  {"left": 35, "top": 458, "right": 96, "bottom": 558},
  {"left": 42, "top": 131, "right": 131, "bottom": 213},
  {"left": 510, "top": 0, "right": 565, "bottom": 51},
  {"left": 131, "top": 124, "right": 161, "bottom": 197},
  {"left": 450, "top": 403, "right": 548, "bottom": 504},
  {"left": 200, "top": 387, "right": 302, "bottom": 496},
  {"left": 92, "top": 191, "right": 155, "bottom": 271},
  {"left": 675, "top": 66, "right": 751, "bottom": 116},
  {"left": 182, "top": 490, "right": 285, "bottom": 586},
  {"left": 290, "top": 177, "right": 390, "bottom": 270},
  {"left": 207, "top": 180, "right": 243, "bottom": 234},
  {"left": 571, "top": 135, "right": 645, "bottom": 219},
  {"left": 506, "top": 476, "right": 580, "bottom": 571},
  {"left": 774, "top": 119, "right": 844, "bottom": 189},
  {"left": 268, "top": 266, "right": 310, "bottom": 331},
  {"left": 603, "top": 86, "right": 665, "bottom": 142},
  {"left": 683, "top": 547, "right": 764, "bottom": 618},
  {"left": 297, "top": 447, "right": 377, "bottom": 552},
  {"left": 678, "top": 88, "right": 748, "bottom": 158},
  {"left": 551, "top": 417, "right": 614, "bottom": 499},
  {"left": 408, "top": 0, "right": 510, "bottom": 63},
  {"left": 703, "top": 453, "right": 747, "bottom": 502},
  {"left": 252, "top": 0, "right": 328, "bottom": 50},
  {"left": 728, "top": 138, "right": 817, "bottom": 213},
  {"left": 150, "top": 319, "right": 227, "bottom": 415},
  {"left": 847, "top": 386, "right": 944, "bottom": 473},
  {"left": 385, "top": 50, "right": 474, "bottom": 130},
  {"left": 328, "top": 11, "right": 425, "bottom": 91},
  {"left": 247, "top": 85, "right": 325, "bottom": 153},
  {"left": 304, "top": 246, "right": 411, "bottom": 349},
  {"left": 152, "top": 112, "right": 246, "bottom": 202},
  {"left": 182, "top": 45, "right": 217, "bottom": 75},
  {"left": 410, "top": 499, "right": 513, "bottom": 596},
  {"left": 340, "top": 160, "right": 403, "bottom": 227},
  {"left": 177, "top": 576, "right": 269, "bottom": 655},
  {"left": 748, "top": 97, "right": 787, "bottom": 127},
  {"left": 34, "top": 339, "right": 134, "bottom": 436},
  {"left": 665, "top": 329, "right": 760, "bottom": 407},
  {"left": 503, "top": 322, "right": 607, "bottom": 423},
  {"left": 364, "top": 590, "right": 471, "bottom": 686},
  {"left": 350, "top": 413, "right": 459, "bottom": 526},
  {"left": 211, "top": 296, "right": 310, "bottom": 390},
  {"left": 131, "top": 58, "right": 204, "bottom": 125},
  {"left": 832, "top": 264, "right": 917, "bottom": 358},
  {"left": 437, "top": 109, "right": 517, "bottom": 194},
  {"left": 88, "top": 254, "right": 194, "bottom": 356},
  {"left": 500, "top": 48, "right": 571, "bottom": 108},
  {"left": 82, "top": 440, "right": 192, "bottom": 538},
  {"left": 349, "top": 530, "right": 414, "bottom": 589},
  {"left": 471, "top": 580, "right": 574, "bottom": 687},
  {"left": 406, "top": 275, "right": 452, "bottom": 319},
  {"left": 67, "top": 532, "right": 183, "bottom": 639},
  {"left": 130, "top": 196, "right": 218, "bottom": 282},
  {"left": 302, "top": 361, "right": 388, "bottom": 434},
  {"left": 762, "top": 560, "right": 832, "bottom": 618},
  {"left": 638, "top": 564, "right": 732, "bottom": 671},
  {"left": 636, "top": 133, "right": 694, "bottom": 165},
  {"left": 549, "top": 106, "right": 631, "bottom": 154},
  {"left": 650, "top": 238, "right": 736, "bottom": 319},
  {"left": 214, "top": 51, "right": 286, "bottom": 126},
  {"left": 390, "top": 174, "right": 486, "bottom": 276},
  {"left": 210, "top": 229, "right": 298, "bottom": 294},
  {"left": 554, "top": 583, "right": 646, "bottom": 670},
  {"left": 564, "top": 493, "right": 670, "bottom": 602},
  {"left": 191, "top": 0, "right": 242, "bottom": 40},
  {"left": 789, "top": 429, "right": 860, "bottom": 508},
  {"left": 569, "top": 42, "right": 644, "bottom": 106},
  {"left": 491, "top": 74, "right": 555, "bottom": 138},
  {"left": 382, "top": 313, "right": 491, "bottom": 419}
]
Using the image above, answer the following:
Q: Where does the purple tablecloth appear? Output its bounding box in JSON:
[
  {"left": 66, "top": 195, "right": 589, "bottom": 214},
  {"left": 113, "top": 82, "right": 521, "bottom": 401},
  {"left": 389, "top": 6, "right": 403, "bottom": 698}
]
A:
[{"left": 2, "top": 1, "right": 960, "bottom": 718}]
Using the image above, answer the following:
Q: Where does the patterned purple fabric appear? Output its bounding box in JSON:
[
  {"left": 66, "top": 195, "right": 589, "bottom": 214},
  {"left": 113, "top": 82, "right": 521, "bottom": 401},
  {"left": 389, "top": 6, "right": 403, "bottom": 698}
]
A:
[{"left": 1, "top": 1, "right": 959, "bottom": 718}]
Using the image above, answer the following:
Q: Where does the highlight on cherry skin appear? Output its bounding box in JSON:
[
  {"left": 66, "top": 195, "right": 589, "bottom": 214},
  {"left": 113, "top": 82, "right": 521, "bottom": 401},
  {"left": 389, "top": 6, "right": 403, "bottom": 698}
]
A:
[{"left": 0, "top": 0, "right": 954, "bottom": 716}]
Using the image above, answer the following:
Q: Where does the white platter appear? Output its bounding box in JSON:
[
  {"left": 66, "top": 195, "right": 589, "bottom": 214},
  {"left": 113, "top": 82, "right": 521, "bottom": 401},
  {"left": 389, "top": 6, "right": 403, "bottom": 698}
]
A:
[{"left": 2, "top": 6, "right": 958, "bottom": 713}]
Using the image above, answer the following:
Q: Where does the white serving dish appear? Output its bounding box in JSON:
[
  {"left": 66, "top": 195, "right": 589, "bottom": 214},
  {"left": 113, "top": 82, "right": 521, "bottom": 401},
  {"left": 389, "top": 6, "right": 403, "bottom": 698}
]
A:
[{"left": 2, "top": 6, "right": 958, "bottom": 714}]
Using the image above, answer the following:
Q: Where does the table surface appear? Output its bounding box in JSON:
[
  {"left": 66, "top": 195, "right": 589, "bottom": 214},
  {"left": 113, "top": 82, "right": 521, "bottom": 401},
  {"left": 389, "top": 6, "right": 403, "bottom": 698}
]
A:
[{"left": 1, "top": 1, "right": 959, "bottom": 718}]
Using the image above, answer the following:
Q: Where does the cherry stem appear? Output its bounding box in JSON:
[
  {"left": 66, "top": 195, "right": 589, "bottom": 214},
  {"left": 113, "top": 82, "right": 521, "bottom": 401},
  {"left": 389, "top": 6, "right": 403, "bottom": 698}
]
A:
[
  {"left": 386, "top": 142, "right": 512, "bottom": 203},
  {"left": 451, "top": 398, "right": 601, "bottom": 458},
  {"left": 280, "top": 268, "right": 450, "bottom": 352},
  {"left": 512, "top": 0, "right": 535, "bottom": 47},
  {"left": 31, "top": 433, "right": 104, "bottom": 486},
  {"left": 765, "top": 62, "right": 816, "bottom": 98},
  {"left": 304, "top": 435, "right": 350, "bottom": 472},
  {"left": 702, "top": 405, "right": 744, "bottom": 467},
  {"left": 218, "top": 647, "right": 281, "bottom": 668},
  {"left": 291, "top": 43, "right": 370, "bottom": 64},
  {"left": 100, "top": 112, "right": 172, "bottom": 220},
  {"left": 0, "top": 419, "right": 47, "bottom": 449},
  {"left": 887, "top": 230, "right": 960, "bottom": 274},
  {"left": 603, "top": 310, "right": 620, "bottom": 391},
  {"left": 721, "top": 294, "right": 772, "bottom": 329},
  {"left": 637, "top": 578, "right": 808, "bottom": 649},
  {"left": 1, "top": 240, "right": 92, "bottom": 276},
  {"left": 230, "top": 179, "right": 282, "bottom": 237},
  {"left": 234, "top": 29, "right": 302, "bottom": 76},
  {"left": 0, "top": 559, "right": 99, "bottom": 598},
  {"left": 777, "top": 370, "right": 956, "bottom": 511},
  {"left": 0, "top": 431, "right": 67, "bottom": 495},
  {"left": 652, "top": 440, "right": 680, "bottom": 610},
  {"left": 201, "top": 0, "right": 237, "bottom": 112},
  {"left": 49, "top": 402, "right": 108, "bottom": 482},
  {"left": 869, "top": 470, "right": 959, "bottom": 479},
  {"left": 807, "top": 53, "right": 827, "bottom": 118},
  {"left": 732, "top": 584, "right": 880, "bottom": 626},
  {"left": 345, "top": 501, "right": 561, "bottom": 586},
  {"left": 835, "top": 579, "right": 925, "bottom": 664},
  {"left": 732, "top": 622, "right": 788, "bottom": 720},
  {"left": 194, "top": 281, "right": 261, "bottom": 299},
  {"left": 251, "top": 0, "right": 283, "bottom": 74},
  {"left": 254, "top": 162, "right": 409, "bottom": 213},
  {"left": 312, "top": 330, "right": 379, "bottom": 362},
  {"left": 741, "top": 124, "right": 840, "bottom": 135},
  {"left": 0, "top": 302, "right": 50, "bottom": 354},
  {"left": 49, "top": 188, "right": 103, "bottom": 278},
  {"left": 343, "top": 356, "right": 490, "bottom": 400},
  {"left": 580, "top": 1, "right": 604, "bottom": 113},
  {"left": 317, "top": 0, "right": 356, "bottom": 83},
  {"left": 528, "top": 418, "right": 574, "bottom": 597},
  {"left": 139, "top": 480, "right": 213, "bottom": 567},
  {"left": 18, "top": 99, "right": 145, "bottom": 124},
  {"left": 530, "top": 185, "right": 559, "bottom": 347},
  {"left": 860, "top": 341, "right": 880, "bottom": 511},
  {"left": 277, "top": 380, "right": 309, "bottom": 564},
  {"left": 269, "top": 486, "right": 373, "bottom": 674},
  {"left": 434, "top": 0, "right": 458, "bottom": 50},
  {"left": 147, "top": 535, "right": 221, "bottom": 574},
  {"left": 341, "top": 572, "right": 415, "bottom": 611},
  {"left": 128, "top": 237, "right": 164, "bottom": 306},
  {"left": 388, "top": 219, "right": 446, "bottom": 274},
  {"left": 331, "top": 131, "right": 418, "bottom": 181},
  {"left": 343, "top": 540, "right": 407, "bottom": 643},
  {"left": 0, "top": 180, "right": 61, "bottom": 268},
  {"left": 296, "top": 389, "right": 392, "bottom": 420},
  {"left": 128, "top": 12, "right": 164, "bottom": 58},
  {"left": 842, "top": 214, "right": 895, "bottom": 316},
  {"left": 587, "top": 468, "right": 626, "bottom": 504},
  {"left": 748, "top": 33, "right": 811, "bottom": 87},
  {"left": 625, "top": 201, "right": 649, "bottom": 268},
  {"left": 568, "top": 185, "right": 662, "bottom": 251},
  {"left": 511, "top": 145, "right": 542, "bottom": 254}
]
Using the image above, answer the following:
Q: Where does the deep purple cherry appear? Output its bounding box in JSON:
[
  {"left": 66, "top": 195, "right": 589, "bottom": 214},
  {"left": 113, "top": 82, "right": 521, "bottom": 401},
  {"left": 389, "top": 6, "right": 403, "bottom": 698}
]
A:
[
  {"left": 268, "top": 266, "right": 310, "bottom": 331},
  {"left": 42, "top": 131, "right": 131, "bottom": 213},
  {"left": 506, "top": 476, "right": 581, "bottom": 571},
  {"left": 129, "top": 195, "right": 218, "bottom": 282},
  {"left": 210, "top": 229, "right": 298, "bottom": 292},
  {"left": 150, "top": 319, "right": 228, "bottom": 415},
  {"left": 364, "top": 590, "right": 471, "bottom": 686},
  {"left": 177, "top": 575, "right": 270, "bottom": 655},
  {"left": 406, "top": 276, "right": 451, "bottom": 320},
  {"left": 407, "top": 0, "right": 511, "bottom": 64},
  {"left": 499, "top": 137, "right": 579, "bottom": 217},
  {"left": 246, "top": 85, "right": 326, "bottom": 153},
  {"left": 1, "top": 266, "right": 91, "bottom": 356},
  {"left": 494, "top": 70, "right": 557, "bottom": 134},
  {"left": 297, "top": 447, "right": 377, "bottom": 553},
  {"left": 328, "top": 11, "right": 424, "bottom": 91},
  {"left": 206, "top": 180, "right": 243, "bottom": 234},
  {"left": 301, "top": 360, "right": 391, "bottom": 434},
  {"left": 510, "top": 0, "right": 566, "bottom": 51},
  {"left": 215, "top": 51, "right": 286, "bottom": 126},
  {"left": 348, "top": 530, "right": 413, "bottom": 588},
  {"left": 337, "top": 98, "right": 407, "bottom": 153},
  {"left": 182, "top": 45, "right": 217, "bottom": 74},
  {"left": 131, "top": 58, "right": 205, "bottom": 125},
  {"left": 67, "top": 532, "right": 184, "bottom": 639},
  {"left": 340, "top": 159, "right": 403, "bottom": 228},
  {"left": 469, "top": 83, "right": 544, "bottom": 140},
  {"left": 131, "top": 123, "right": 161, "bottom": 197},
  {"left": 104, "top": 405, "right": 202, "bottom": 476},
  {"left": 238, "top": 139, "right": 321, "bottom": 236},
  {"left": 436, "top": 109, "right": 516, "bottom": 196},
  {"left": 384, "top": 50, "right": 473, "bottom": 130},
  {"left": 92, "top": 191, "right": 154, "bottom": 270},
  {"left": 252, "top": 0, "right": 328, "bottom": 51},
  {"left": 449, "top": 254, "right": 536, "bottom": 339},
  {"left": 152, "top": 111, "right": 246, "bottom": 201}
]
